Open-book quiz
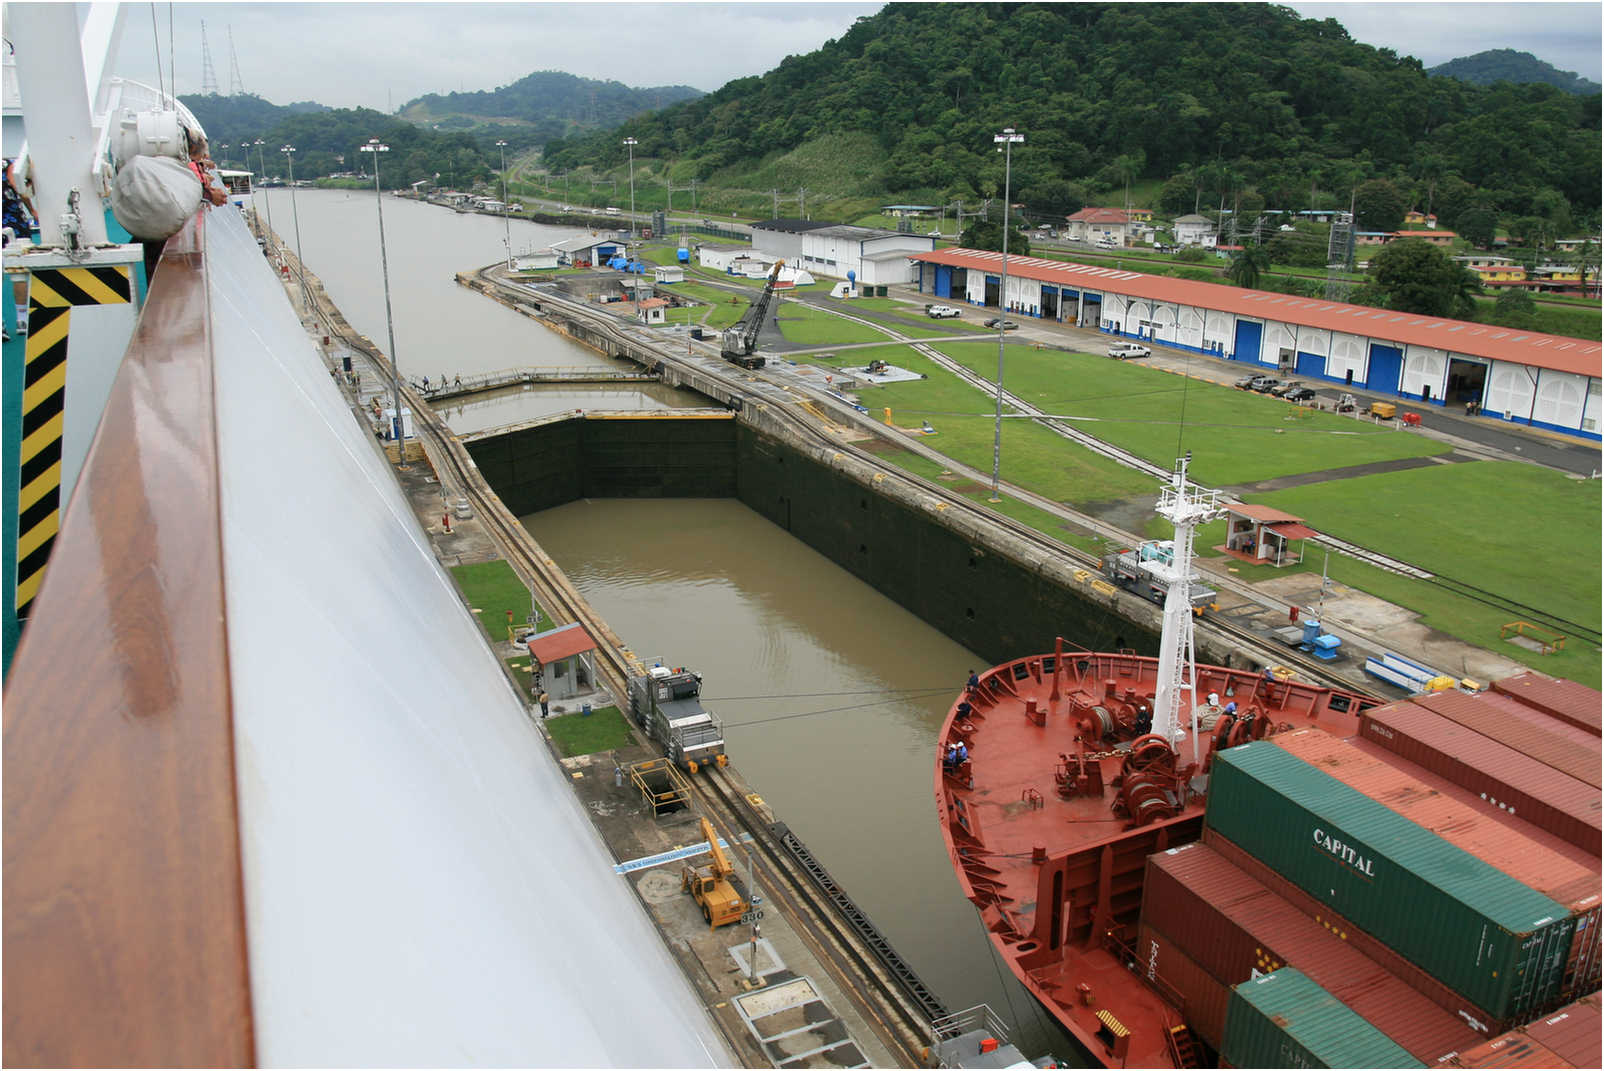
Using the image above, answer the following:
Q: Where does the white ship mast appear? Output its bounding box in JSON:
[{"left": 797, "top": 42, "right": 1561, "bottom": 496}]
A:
[{"left": 1148, "top": 454, "right": 1226, "bottom": 763}]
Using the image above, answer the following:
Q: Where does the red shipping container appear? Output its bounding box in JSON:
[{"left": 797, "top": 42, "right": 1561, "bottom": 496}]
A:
[
  {"left": 1203, "top": 828, "right": 1506, "bottom": 1035},
  {"left": 1521, "top": 995, "right": 1601, "bottom": 1069},
  {"left": 1360, "top": 702, "right": 1602, "bottom": 855},
  {"left": 1144, "top": 844, "right": 1485, "bottom": 1063},
  {"left": 1274, "top": 728, "right": 1602, "bottom": 1001},
  {"left": 1453, "top": 1031, "right": 1572, "bottom": 1068},
  {"left": 1409, "top": 689, "right": 1600, "bottom": 788},
  {"left": 1135, "top": 923, "right": 1230, "bottom": 1053},
  {"left": 1491, "top": 672, "right": 1602, "bottom": 736}
]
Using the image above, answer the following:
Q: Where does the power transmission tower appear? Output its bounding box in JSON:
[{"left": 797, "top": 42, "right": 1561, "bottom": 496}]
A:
[
  {"left": 227, "top": 26, "right": 245, "bottom": 95},
  {"left": 200, "top": 20, "right": 219, "bottom": 96}
]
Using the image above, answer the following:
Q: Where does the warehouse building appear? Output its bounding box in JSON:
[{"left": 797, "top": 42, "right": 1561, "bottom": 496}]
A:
[
  {"left": 906, "top": 247, "right": 1602, "bottom": 439},
  {"left": 751, "top": 219, "right": 936, "bottom": 286}
]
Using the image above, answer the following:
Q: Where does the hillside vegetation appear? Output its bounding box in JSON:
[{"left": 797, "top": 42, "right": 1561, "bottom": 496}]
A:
[
  {"left": 542, "top": 3, "right": 1600, "bottom": 232},
  {"left": 1430, "top": 49, "right": 1601, "bottom": 95},
  {"left": 401, "top": 71, "right": 703, "bottom": 143}
]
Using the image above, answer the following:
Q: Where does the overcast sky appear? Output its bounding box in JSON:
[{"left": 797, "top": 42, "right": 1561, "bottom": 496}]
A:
[{"left": 98, "top": 1, "right": 1603, "bottom": 111}]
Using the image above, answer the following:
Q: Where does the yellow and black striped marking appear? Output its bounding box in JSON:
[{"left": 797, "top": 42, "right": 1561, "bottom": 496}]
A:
[{"left": 15, "top": 265, "right": 132, "bottom": 618}]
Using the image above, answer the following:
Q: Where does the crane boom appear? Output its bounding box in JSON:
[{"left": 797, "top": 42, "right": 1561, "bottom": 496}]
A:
[
  {"left": 720, "top": 261, "right": 784, "bottom": 369},
  {"left": 700, "top": 817, "right": 734, "bottom": 878}
]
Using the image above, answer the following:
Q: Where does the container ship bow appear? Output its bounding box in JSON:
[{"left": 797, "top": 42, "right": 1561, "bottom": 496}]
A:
[{"left": 934, "top": 456, "right": 1603, "bottom": 1069}]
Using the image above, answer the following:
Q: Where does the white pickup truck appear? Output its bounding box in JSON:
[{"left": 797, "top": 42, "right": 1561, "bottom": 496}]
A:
[
  {"left": 1107, "top": 342, "right": 1152, "bottom": 359},
  {"left": 924, "top": 304, "right": 962, "bottom": 319}
]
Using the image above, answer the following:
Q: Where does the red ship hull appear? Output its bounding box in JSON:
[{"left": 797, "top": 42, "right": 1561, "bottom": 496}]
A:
[{"left": 935, "top": 642, "right": 1378, "bottom": 1068}]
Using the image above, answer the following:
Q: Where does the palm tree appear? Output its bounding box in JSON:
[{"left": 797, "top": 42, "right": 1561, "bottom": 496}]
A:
[{"left": 1228, "top": 245, "right": 1271, "bottom": 289}]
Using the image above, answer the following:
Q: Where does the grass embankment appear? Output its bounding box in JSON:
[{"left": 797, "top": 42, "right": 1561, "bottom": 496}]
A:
[
  {"left": 1139, "top": 462, "right": 1602, "bottom": 687},
  {"left": 926, "top": 343, "right": 1448, "bottom": 486},
  {"left": 544, "top": 706, "right": 634, "bottom": 757},
  {"left": 450, "top": 560, "right": 550, "bottom": 643},
  {"left": 775, "top": 301, "right": 891, "bottom": 345}
]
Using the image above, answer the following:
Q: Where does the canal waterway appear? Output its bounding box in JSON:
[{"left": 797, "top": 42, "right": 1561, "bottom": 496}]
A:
[
  {"left": 256, "top": 189, "right": 626, "bottom": 378},
  {"left": 529, "top": 499, "right": 1079, "bottom": 1062},
  {"left": 438, "top": 382, "right": 714, "bottom": 437},
  {"left": 287, "top": 190, "right": 1080, "bottom": 1062}
]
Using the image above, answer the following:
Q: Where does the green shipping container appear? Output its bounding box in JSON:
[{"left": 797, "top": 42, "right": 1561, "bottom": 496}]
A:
[
  {"left": 1224, "top": 968, "right": 1423, "bottom": 1068},
  {"left": 1207, "top": 742, "right": 1574, "bottom": 1023}
]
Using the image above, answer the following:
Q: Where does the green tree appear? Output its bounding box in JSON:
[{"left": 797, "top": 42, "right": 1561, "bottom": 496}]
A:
[
  {"left": 1457, "top": 206, "right": 1498, "bottom": 248},
  {"left": 1158, "top": 170, "right": 1197, "bottom": 215},
  {"left": 1368, "top": 238, "right": 1482, "bottom": 317},
  {"left": 1491, "top": 287, "right": 1538, "bottom": 328},
  {"left": 958, "top": 219, "right": 1030, "bottom": 256},
  {"left": 1227, "top": 245, "right": 1271, "bottom": 288},
  {"left": 1354, "top": 178, "right": 1408, "bottom": 231}
]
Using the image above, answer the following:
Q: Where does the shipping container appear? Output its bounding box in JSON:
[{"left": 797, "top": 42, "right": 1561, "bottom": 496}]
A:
[
  {"left": 1452, "top": 1031, "right": 1572, "bottom": 1068},
  {"left": 1360, "top": 701, "right": 1602, "bottom": 855},
  {"left": 1207, "top": 742, "right": 1576, "bottom": 1022},
  {"left": 1490, "top": 672, "right": 1602, "bottom": 736},
  {"left": 1204, "top": 828, "right": 1506, "bottom": 1034},
  {"left": 1520, "top": 995, "right": 1601, "bottom": 1069},
  {"left": 1408, "top": 690, "right": 1600, "bottom": 788},
  {"left": 1145, "top": 844, "right": 1484, "bottom": 1062},
  {"left": 1223, "top": 968, "right": 1423, "bottom": 1069},
  {"left": 1274, "top": 728, "right": 1601, "bottom": 1001},
  {"left": 1135, "top": 923, "right": 1230, "bottom": 1053}
]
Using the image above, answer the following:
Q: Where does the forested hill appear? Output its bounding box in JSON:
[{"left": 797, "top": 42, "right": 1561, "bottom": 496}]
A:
[
  {"left": 400, "top": 71, "right": 703, "bottom": 142},
  {"left": 542, "top": 2, "right": 1600, "bottom": 226},
  {"left": 1430, "top": 49, "right": 1601, "bottom": 95},
  {"left": 181, "top": 94, "right": 501, "bottom": 190}
]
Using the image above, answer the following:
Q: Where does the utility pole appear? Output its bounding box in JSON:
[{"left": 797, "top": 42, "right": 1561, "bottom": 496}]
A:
[
  {"left": 496, "top": 138, "right": 510, "bottom": 270},
  {"left": 770, "top": 188, "right": 779, "bottom": 218},
  {"left": 989, "top": 127, "right": 1023, "bottom": 504},
  {"left": 798, "top": 186, "right": 808, "bottom": 219}
]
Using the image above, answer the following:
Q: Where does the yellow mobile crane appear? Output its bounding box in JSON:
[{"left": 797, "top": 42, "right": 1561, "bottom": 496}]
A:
[{"left": 682, "top": 817, "right": 746, "bottom": 928}]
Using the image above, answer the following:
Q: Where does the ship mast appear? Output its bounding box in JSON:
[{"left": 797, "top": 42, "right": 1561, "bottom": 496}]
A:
[{"left": 1148, "top": 454, "right": 1225, "bottom": 763}]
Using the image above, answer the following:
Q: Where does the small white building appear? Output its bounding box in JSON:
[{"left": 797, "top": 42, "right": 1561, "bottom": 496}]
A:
[
  {"left": 551, "top": 233, "right": 628, "bottom": 268},
  {"left": 1064, "top": 207, "right": 1135, "bottom": 244},
  {"left": 527, "top": 623, "right": 599, "bottom": 701},
  {"left": 699, "top": 244, "right": 765, "bottom": 273},
  {"left": 514, "top": 249, "right": 561, "bottom": 271},
  {"left": 751, "top": 221, "right": 933, "bottom": 285},
  {"left": 1172, "top": 214, "right": 1218, "bottom": 248},
  {"left": 635, "top": 297, "right": 669, "bottom": 325},
  {"left": 654, "top": 264, "right": 685, "bottom": 284}
]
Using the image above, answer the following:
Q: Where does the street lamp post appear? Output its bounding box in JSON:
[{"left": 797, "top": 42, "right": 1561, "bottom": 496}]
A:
[
  {"left": 989, "top": 127, "right": 1023, "bottom": 504},
  {"left": 254, "top": 137, "right": 273, "bottom": 243},
  {"left": 623, "top": 136, "right": 638, "bottom": 316},
  {"left": 281, "top": 145, "right": 309, "bottom": 315},
  {"left": 496, "top": 138, "right": 511, "bottom": 270},
  {"left": 361, "top": 137, "right": 405, "bottom": 466}
]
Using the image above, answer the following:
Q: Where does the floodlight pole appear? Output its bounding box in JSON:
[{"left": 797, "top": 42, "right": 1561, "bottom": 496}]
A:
[
  {"left": 496, "top": 138, "right": 511, "bottom": 269},
  {"left": 624, "top": 136, "right": 638, "bottom": 315},
  {"left": 254, "top": 138, "right": 273, "bottom": 243},
  {"left": 281, "top": 145, "right": 309, "bottom": 315},
  {"left": 361, "top": 137, "right": 404, "bottom": 467},
  {"left": 989, "top": 127, "right": 1023, "bottom": 503}
]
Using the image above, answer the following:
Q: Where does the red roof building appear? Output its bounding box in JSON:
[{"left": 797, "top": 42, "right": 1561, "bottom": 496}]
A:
[
  {"left": 904, "top": 246, "right": 1600, "bottom": 440},
  {"left": 1221, "top": 504, "right": 1317, "bottom": 565},
  {"left": 1063, "top": 207, "right": 1136, "bottom": 244},
  {"left": 527, "top": 623, "right": 599, "bottom": 702}
]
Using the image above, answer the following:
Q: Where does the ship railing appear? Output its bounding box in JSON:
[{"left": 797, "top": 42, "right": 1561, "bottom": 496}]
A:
[
  {"left": 1106, "top": 930, "right": 1186, "bottom": 1010},
  {"left": 930, "top": 1003, "right": 1012, "bottom": 1045}
]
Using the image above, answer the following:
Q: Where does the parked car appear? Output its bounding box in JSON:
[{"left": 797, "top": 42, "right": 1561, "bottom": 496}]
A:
[
  {"left": 983, "top": 318, "right": 1019, "bottom": 330},
  {"left": 1252, "top": 377, "right": 1284, "bottom": 393},
  {"left": 1233, "top": 374, "right": 1260, "bottom": 390},
  {"left": 1107, "top": 342, "right": 1152, "bottom": 359},
  {"left": 1269, "top": 379, "right": 1302, "bottom": 397},
  {"left": 1284, "top": 386, "right": 1318, "bottom": 403},
  {"left": 925, "top": 304, "right": 962, "bottom": 319}
]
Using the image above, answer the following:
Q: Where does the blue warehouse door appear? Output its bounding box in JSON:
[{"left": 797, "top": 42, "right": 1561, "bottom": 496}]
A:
[
  {"left": 934, "top": 265, "right": 953, "bottom": 298},
  {"left": 1295, "top": 351, "right": 1326, "bottom": 378},
  {"left": 1367, "top": 343, "right": 1403, "bottom": 393},
  {"left": 1233, "top": 320, "right": 1263, "bottom": 363}
]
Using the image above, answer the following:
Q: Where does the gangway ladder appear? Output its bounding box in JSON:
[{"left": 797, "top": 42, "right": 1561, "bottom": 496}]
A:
[{"left": 1167, "top": 1023, "right": 1201, "bottom": 1069}]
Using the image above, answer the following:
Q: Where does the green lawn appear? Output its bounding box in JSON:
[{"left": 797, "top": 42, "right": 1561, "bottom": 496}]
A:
[
  {"left": 929, "top": 342, "right": 1449, "bottom": 486},
  {"left": 1252, "top": 461, "right": 1601, "bottom": 634},
  {"left": 843, "top": 345, "right": 1155, "bottom": 504},
  {"left": 544, "top": 705, "right": 635, "bottom": 757},
  {"left": 774, "top": 301, "right": 891, "bottom": 345},
  {"left": 450, "top": 560, "right": 539, "bottom": 644}
]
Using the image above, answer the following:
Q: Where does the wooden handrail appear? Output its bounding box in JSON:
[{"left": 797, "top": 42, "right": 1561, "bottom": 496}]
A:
[{"left": 3, "top": 213, "right": 256, "bottom": 1066}]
